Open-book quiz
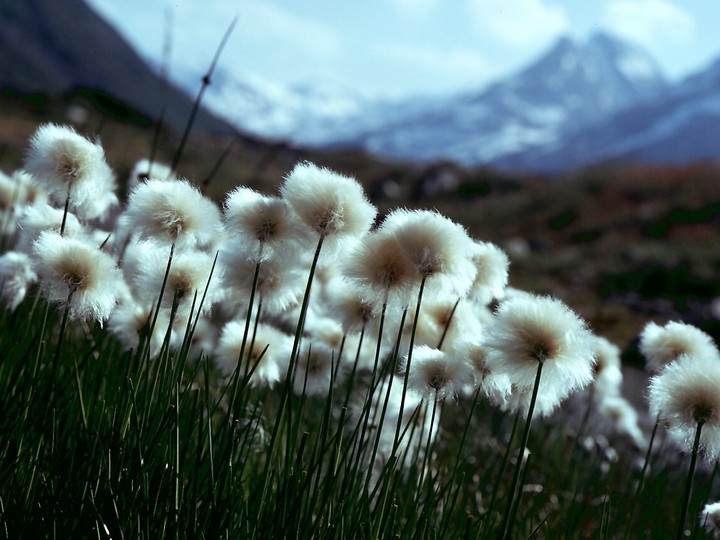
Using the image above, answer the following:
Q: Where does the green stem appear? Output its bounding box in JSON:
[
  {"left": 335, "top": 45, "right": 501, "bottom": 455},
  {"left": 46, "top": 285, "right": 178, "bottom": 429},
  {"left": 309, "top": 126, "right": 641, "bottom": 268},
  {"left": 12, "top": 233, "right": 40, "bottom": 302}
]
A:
[
  {"left": 500, "top": 359, "right": 544, "bottom": 540},
  {"left": 676, "top": 420, "right": 704, "bottom": 540}
]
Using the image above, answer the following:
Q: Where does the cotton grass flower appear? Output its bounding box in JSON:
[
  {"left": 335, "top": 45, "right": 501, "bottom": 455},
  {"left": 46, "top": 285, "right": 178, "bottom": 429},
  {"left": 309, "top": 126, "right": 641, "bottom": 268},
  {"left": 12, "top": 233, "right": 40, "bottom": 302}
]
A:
[
  {"left": 451, "top": 339, "right": 512, "bottom": 403},
  {"left": 223, "top": 187, "right": 306, "bottom": 262},
  {"left": 0, "top": 251, "right": 37, "bottom": 310},
  {"left": 219, "top": 248, "right": 305, "bottom": 316},
  {"left": 32, "top": 230, "right": 124, "bottom": 324},
  {"left": 598, "top": 395, "right": 646, "bottom": 447},
  {"left": 649, "top": 353, "right": 720, "bottom": 463},
  {"left": 468, "top": 240, "right": 510, "bottom": 306},
  {"left": 132, "top": 247, "right": 222, "bottom": 320},
  {"left": 107, "top": 297, "right": 170, "bottom": 357},
  {"left": 128, "top": 159, "right": 174, "bottom": 190},
  {"left": 379, "top": 208, "right": 477, "bottom": 298},
  {"left": 401, "top": 345, "right": 472, "bottom": 401},
  {"left": 293, "top": 340, "right": 340, "bottom": 397},
  {"left": 16, "top": 203, "right": 85, "bottom": 253},
  {"left": 639, "top": 320, "right": 720, "bottom": 373},
  {"left": 700, "top": 501, "right": 720, "bottom": 538},
  {"left": 122, "top": 178, "right": 222, "bottom": 250},
  {"left": 341, "top": 228, "right": 417, "bottom": 308},
  {"left": 280, "top": 161, "right": 377, "bottom": 248},
  {"left": 593, "top": 336, "right": 623, "bottom": 399},
  {"left": 482, "top": 294, "right": 596, "bottom": 415},
  {"left": 216, "top": 321, "right": 290, "bottom": 387},
  {"left": 23, "top": 123, "right": 117, "bottom": 220}
]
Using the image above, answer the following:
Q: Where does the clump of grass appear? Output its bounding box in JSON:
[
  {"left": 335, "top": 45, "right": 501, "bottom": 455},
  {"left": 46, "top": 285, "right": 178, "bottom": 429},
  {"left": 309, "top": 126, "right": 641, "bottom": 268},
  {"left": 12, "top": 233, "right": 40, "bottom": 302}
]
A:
[{"left": 1, "top": 123, "right": 720, "bottom": 540}]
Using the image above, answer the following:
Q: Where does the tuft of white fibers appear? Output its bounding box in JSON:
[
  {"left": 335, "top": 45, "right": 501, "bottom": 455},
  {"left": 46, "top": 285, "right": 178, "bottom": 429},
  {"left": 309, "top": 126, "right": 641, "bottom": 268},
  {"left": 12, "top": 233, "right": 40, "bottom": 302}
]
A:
[
  {"left": 468, "top": 240, "right": 509, "bottom": 306},
  {"left": 128, "top": 159, "right": 175, "bottom": 190},
  {"left": 700, "top": 501, "right": 720, "bottom": 538},
  {"left": 216, "top": 321, "right": 291, "bottom": 387},
  {"left": 223, "top": 187, "right": 308, "bottom": 262},
  {"left": 107, "top": 297, "right": 170, "bottom": 357},
  {"left": 131, "top": 247, "right": 223, "bottom": 320},
  {"left": 293, "top": 340, "right": 342, "bottom": 397},
  {"left": 23, "top": 123, "right": 117, "bottom": 219},
  {"left": 639, "top": 320, "right": 720, "bottom": 373},
  {"left": 325, "top": 280, "right": 379, "bottom": 335},
  {"left": 598, "top": 395, "right": 646, "bottom": 448},
  {"left": 279, "top": 161, "right": 377, "bottom": 246},
  {"left": 451, "top": 339, "right": 512, "bottom": 403},
  {"left": 341, "top": 228, "right": 417, "bottom": 308},
  {"left": 649, "top": 353, "right": 720, "bottom": 463},
  {"left": 379, "top": 208, "right": 477, "bottom": 299},
  {"left": 122, "top": 178, "right": 222, "bottom": 249},
  {"left": 400, "top": 345, "right": 472, "bottom": 401},
  {"left": 16, "top": 202, "right": 86, "bottom": 253},
  {"left": 419, "top": 297, "right": 483, "bottom": 350},
  {"left": 32, "top": 230, "right": 125, "bottom": 324},
  {"left": 0, "top": 170, "right": 46, "bottom": 214},
  {"left": 0, "top": 251, "right": 37, "bottom": 310},
  {"left": 219, "top": 247, "right": 305, "bottom": 316},
  {"left": 593, "top": 336, "right": 623, "bottom": 399},
  {"left": 482, "top": 294, "right": 596, "bottom": 417}
]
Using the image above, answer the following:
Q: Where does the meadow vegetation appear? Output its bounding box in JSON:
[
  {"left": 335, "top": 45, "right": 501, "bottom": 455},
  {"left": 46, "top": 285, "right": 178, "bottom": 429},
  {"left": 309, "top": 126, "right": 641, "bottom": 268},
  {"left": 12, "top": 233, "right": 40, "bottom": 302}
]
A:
[{"left": 1, "top": 93, "right": 720, "bottom": 539}]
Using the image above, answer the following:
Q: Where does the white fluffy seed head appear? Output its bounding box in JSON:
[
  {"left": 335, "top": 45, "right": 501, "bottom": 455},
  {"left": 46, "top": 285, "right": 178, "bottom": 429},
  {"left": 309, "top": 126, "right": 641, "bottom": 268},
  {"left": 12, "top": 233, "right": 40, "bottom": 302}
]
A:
[
  {"left": 482, "top": 294, "right": 596, "bottom": 416},
  {"left": 122, "top": 178, "right": 222, "bottom": 249},
  {"left": 216, "top": 321, "right": 291, "bottom": 387},
  {"left": 128, "top": 159, "right": 175, "bottom": 190},
  {"left": 593, "top": 336, "right": 623, "bottom": 399},
  {"left": 598, "top": 395, "right": 646, "bottom": 448},
  {"left": 0, "top": 251, "right": 37, "bottom": 310},
  {"left": 16, "top": 203, "right": 86, "bottom": 253},
  {"left": 401, "top": 345, "right": 472, "bottom": 401},
  {"left": 451, "top": 339, "right": 512, "bottom": 404},
  {"left": 223, "top": 187, "right": 307, "bottom": 262},
  {"left": 219, "top": 247, "right": 305, "bottom": 316},
  {"left": 131, "top": 246, "right": 222, "bottom": 318},
  {"left": 23, "top": 123, "right": 117, "bottom": 219},
  {"left": 107, "top": 297, "right": 169, "bottom": 357},
  {"left": 700, "top": 501, "right": 720, "bottom": 536},
  {"left": 32, "top": 230, "right": 124, "bottom": 324},
  {"left": 649, "top": 353, "right": 720, "bottom": 463},
  {"left": 639, "top": 320, "right": 720, "bottom": 373},
  {"left": 469, "top": 241, "right": 510, "bottom": 306},
  {"left": 294, "top": 340, "right": 340, "bottom": 397},
  {"left": 379, "top": 208, "right": 477, "bottom": 298},
  {"left": 280, "top": 161, "right": 377, "bottom": 243},
  {"left": 341, "top": 228, "right": 417, "bottom": 308}
]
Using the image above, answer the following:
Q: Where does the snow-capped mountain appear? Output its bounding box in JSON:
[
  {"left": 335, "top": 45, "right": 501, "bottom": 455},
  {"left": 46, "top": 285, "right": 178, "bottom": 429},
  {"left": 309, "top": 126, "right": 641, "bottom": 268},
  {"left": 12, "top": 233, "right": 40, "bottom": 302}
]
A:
[
  {"left": 328, "top": 32, "right": 668, "bottom": 166},
  {"left": 193, "top": 32, "right": 668, "bottom": 167},
  {"left": 496, "top": 56, "right": 720, "bottom": 172}
]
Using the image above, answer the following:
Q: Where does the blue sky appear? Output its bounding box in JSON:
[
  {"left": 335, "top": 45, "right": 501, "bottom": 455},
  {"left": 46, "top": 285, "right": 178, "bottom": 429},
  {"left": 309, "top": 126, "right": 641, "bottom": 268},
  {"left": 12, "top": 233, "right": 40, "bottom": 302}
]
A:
[{"left": 87, "top": 0, "right": 720, "bottom": 98}]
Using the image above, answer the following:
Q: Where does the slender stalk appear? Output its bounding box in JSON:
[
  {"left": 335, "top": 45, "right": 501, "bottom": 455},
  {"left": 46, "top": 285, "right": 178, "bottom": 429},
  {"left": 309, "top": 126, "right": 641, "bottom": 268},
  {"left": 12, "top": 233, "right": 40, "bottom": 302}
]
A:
[
  {"left": 676, "top": 420, "right": 704, "bottom": 540},
  {"left": 625, "top": 413, "right": 661, "bottom": 538},
  {"left": 436, "top": 296, "right": 461, "bottom": 350},
  {"left": 172, "top": 17, "right": 237, "bottom": 172},
  {"left": 393, "top": 277, "right": 426, "bottom": 453},
  {"left": 499, "top": 359, "right": 544, "bottom": 540},
  {"left": 59, "top": 184, "right": 72, "bottom": 237}
]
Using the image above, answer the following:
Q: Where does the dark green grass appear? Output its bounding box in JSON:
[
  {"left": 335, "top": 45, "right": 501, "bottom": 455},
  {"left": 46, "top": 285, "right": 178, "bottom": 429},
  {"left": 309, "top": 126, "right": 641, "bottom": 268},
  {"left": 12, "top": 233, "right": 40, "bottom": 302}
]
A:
[{"left": 0, "top": 289, "right": 718, "bottom": 539}]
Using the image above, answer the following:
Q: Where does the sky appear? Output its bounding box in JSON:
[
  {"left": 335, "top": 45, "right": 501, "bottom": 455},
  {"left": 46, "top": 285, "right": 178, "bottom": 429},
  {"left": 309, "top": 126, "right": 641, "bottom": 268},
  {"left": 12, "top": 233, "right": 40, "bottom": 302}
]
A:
[{"left": 87, "top": 0, "right": 720, "bottom": 99}]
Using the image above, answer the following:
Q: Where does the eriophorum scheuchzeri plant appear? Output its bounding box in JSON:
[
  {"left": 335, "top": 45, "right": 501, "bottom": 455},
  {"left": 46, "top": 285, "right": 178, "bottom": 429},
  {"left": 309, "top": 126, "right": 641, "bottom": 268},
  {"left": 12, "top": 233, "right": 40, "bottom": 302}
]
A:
[{"left": 2, "top": 122, "right": 720, "bottom": 538}]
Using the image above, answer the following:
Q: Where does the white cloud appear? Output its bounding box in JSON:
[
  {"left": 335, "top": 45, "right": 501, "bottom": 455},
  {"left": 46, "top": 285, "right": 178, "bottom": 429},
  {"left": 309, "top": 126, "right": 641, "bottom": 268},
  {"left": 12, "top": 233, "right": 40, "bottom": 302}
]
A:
[
  {"left": 466, "top": 0, "right": 569, "bottom": 47},
  {"left": 603, "top": 0, "right": 694, "bottom": 46},
  {"left": 373, "top": 43, "right": 494, "bottom": 86},
  {"left": 389, "top": 0, "right": 441, "bottom": 17},
  {"left": 162, "top": 0, "right": 343, "bottom": 74}
]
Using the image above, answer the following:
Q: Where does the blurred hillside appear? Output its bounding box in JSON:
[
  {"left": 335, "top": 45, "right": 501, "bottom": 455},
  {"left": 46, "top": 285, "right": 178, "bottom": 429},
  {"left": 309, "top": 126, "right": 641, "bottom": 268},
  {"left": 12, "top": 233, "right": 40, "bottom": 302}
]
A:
[{"left": 2, "top": 91, "right": 720, "bottom": 361}]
